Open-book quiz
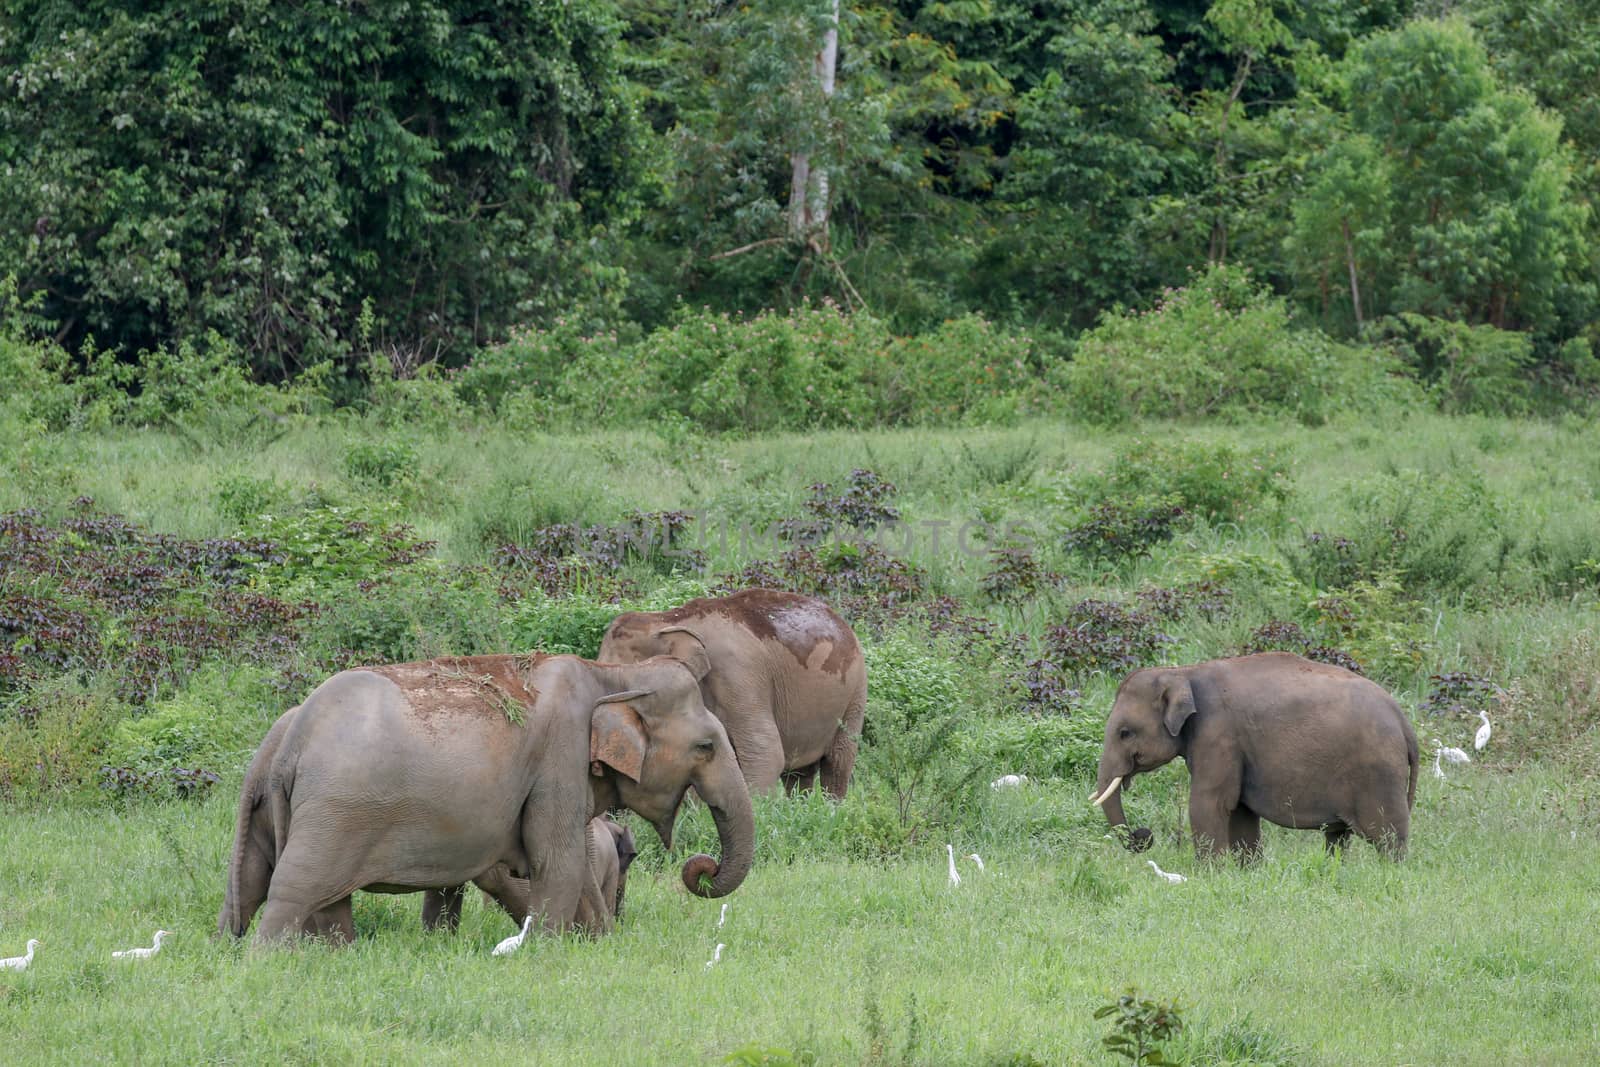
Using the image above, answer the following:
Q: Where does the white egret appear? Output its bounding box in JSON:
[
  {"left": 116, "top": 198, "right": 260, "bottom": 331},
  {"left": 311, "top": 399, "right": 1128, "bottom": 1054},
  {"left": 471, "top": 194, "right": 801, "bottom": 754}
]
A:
[
  {"left": 1432, "top": 749, "right": 1446, "bottom": 779},
  {"left": 967, "top": 853, "right": 986, "bottom": 873},
  {"left": 492, "top": 915, "right": 534, "bottom": 957},
  {"left": 1, "top": 939, "right": 40, "bottom": 972},
  {"left": 1147, "top": 860, "right": 1186, "bottom": 885},
  {"left": 717, "top": 903, "right": 728, "bottom": 929},
  {"left": 112, "top": 930, "right": 171, "bottom": 960},
  {"left": 1433, "top": 739, "right": 1471, "bottom": 765},
  {"left": 990, "top": 774, "right": 1028, "bottom": 790},
  {"left": 1474, "top": 711, "right": 1492, "bottom": 751},
  {"left": 705, "top": 943, "right": 725, "bottom": 969},
  {"left": 945, "top": 843, "right": 961, "bottom": 888}
]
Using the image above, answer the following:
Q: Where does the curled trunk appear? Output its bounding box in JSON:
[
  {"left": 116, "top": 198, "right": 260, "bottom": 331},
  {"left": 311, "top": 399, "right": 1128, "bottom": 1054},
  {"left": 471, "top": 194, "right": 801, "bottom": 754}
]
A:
[{"left": 681, "top": 759, "right": 755, "bottom": 899}]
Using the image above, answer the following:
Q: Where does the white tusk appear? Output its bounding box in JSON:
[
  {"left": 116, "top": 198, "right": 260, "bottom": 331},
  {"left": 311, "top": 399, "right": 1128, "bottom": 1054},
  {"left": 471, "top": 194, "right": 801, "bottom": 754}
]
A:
[{"left": 1089, "top": 776, "right": 1123, "bottom": 807}]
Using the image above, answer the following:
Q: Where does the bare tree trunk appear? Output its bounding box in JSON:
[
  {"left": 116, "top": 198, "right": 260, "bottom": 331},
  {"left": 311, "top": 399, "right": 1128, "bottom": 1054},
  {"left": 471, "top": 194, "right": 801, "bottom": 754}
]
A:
[
  {"left": 788, "top": 0, "right": 839, "bottom": 246},
  {"left": 1340, "top": 217, "right": 1364, "bottom": 329}
]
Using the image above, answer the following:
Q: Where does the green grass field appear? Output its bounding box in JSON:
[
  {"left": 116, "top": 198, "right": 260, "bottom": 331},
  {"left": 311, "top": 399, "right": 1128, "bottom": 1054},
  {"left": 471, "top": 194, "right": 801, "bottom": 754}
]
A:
[{"left": 4, "top": 413, "right": 1600, "bottom": 1064}]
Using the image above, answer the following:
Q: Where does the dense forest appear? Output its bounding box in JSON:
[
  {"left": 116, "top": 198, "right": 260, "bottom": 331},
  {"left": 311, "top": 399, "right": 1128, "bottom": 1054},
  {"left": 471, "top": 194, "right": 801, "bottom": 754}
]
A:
[{"left": 2, "top": 0, "right": 1597, "bottom": 411}]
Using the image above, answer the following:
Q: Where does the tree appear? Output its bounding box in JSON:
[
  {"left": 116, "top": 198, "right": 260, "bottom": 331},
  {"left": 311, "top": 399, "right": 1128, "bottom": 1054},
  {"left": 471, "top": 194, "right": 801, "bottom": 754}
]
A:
[
  {"left": 0, "top": 0, "right": 644, "bottom": 375},
  {"left": 1288, "top": 18, "right": 1590, "bottom": 337}
]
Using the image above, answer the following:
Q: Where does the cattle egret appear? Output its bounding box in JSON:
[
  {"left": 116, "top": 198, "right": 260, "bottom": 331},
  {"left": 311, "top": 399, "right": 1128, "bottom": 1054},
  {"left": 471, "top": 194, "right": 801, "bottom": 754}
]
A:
[
  {"left": 990, "top": 774, "right": 1028, "bottom": 790},
  {"left": 1147, "top": 860, "right": 1186, "bottom": 885},
  {"left": 492, "top": 915, "right": 534, "bottom": 957},
  {"left": 1474, "top": 711, "right": 1492, "bottom": 751},
  {"left": 1, "top": 939, "right": 40, "bottom": 972},
  {"left": 1433, "top": 740, "right": 1471, "bottom": 765},
  {"left": 967, "top": 853, "right": 986, "bottom": 873},
  {"left": 112, "top": 930, "right": 171, "bottom": 960},
  {"left": 945, "top": 843, "right": 961, "bottom": 888},
  {"left": 717, "top": 903, "right": 728, "bottom": 929},
  {"left": 706, "top": 943, "right": 725, "bottom": 969},
  {"left": 1433, "top": 749, "right": 1447, "bottom": 779}
]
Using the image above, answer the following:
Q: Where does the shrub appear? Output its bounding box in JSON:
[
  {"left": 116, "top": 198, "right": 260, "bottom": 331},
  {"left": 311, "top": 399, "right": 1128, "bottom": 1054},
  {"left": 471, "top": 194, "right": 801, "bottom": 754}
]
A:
[
  {"left": 98, "top": 663, "right": 275, "bottom": 798},
  {"left": 1009, "top": 658, "right": 1081, "bottom": 716},
  {"left": 214, "top": 474, "right": 291, "bottom": 526},
  {"left": 873, "top": 314, "right": 1043, "bottom": 425},
  {"left": 1423, "top": 671, "right": 1502, "bottom": 719},
  {"left": 1041, "top": 600, "right": 1173, "bottom": 680},
  {"left": 981, "top": 546, "right": 1053, "bottom": 604},
  {"left": 343, "top": 440, "right": 420, "bottom": 490},
  {"left": 1060, "top": 264, "right": 1395, "bottom": 425},
  {"left": 1335, "top": 467, "right": 1515, "bottom": 597},
  {"left": 1061, "top": 498, "right": 1186, "bottom": 564},
  {"left": 0, "top": 680, "right": 124, "bottom": 801},
  {"left": 1133, "top": 581, "right": 1233, "bottom": 623},
  {"left": 233, "top": 504, "right": 437, "bottom": 595},
  {"left": 310, "top": 568, "right": 507, "bottom": 667},
  {"left": 1239, "top": 620, "right": 1363, "bottom": 674},
  {"left": 1372, "top": 313, "right": 1534, "bottom": 415},
  {"left": 718, "top": 542, "right": 926, "bottom": 626},
  {"left": 1100, "top": 439, "right": 1292, "bottom": 524},
  {"left": 972, "top": 714, "right": 1101, "bottom": 780},
  {"left": 504, "top": 591, "right": 620, "bottom": 658}
]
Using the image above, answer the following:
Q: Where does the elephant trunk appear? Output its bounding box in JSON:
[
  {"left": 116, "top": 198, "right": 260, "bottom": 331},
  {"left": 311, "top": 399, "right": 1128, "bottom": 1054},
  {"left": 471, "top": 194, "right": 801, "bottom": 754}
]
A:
[
  {"left": 680, "top": 754, "right": 754, "bottom": 899},
  {"left": 1092, "top": 758, "right": 1151, "bottom": 853}
]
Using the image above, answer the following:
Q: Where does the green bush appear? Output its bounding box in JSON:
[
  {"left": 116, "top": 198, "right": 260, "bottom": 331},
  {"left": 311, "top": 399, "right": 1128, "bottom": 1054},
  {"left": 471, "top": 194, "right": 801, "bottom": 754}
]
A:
[
  {"left": 214, "top": 474, "right": 291, "bottom": 525},
  {"left": 343, "top": 440, "right": 421, "bottom": 490},
  {"left": 309, "top": 568, "right": 508, "bottom": 666},
  {"left": 874, "top": 315, "right": 1045, "bottom": 425},
  {"left": 1373, "top": 313, "right": 1535, "bottom": 414},
  {"left": 1100, "top": 439, "right": 1293, "bottom": 524},
  {"left": 1059, "top": 265, "right": 1402, "bottom": 425},
  {"left": 0, "top": 680, "right": 123, "bottom": 802},
  {"left": 101, "top": 664, "right": 274, "bottom": 778},
  {"left": 233, "top": 504, "right": 437, "bottom": 595},
  {"left": 504, "top": 591, "right": 620, "bottom": 658}
]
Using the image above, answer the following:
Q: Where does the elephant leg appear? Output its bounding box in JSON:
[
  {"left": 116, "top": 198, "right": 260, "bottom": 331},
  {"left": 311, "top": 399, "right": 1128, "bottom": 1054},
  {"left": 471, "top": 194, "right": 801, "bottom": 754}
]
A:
[
  {"left": 724, "top": 708, "right": 786, "bottom": 797},
  {"left": 819, "top": 694, "right": 865, "bottom": 799},
  {"left": 517, "top": 798, "right": 588, "bottom": 935},
  {"left": 1323, "top": 823, "right": 1353, "bottom": 855},
  {"left": 254, "top": 838, "right": 360, "bottom": 946},
  {"left": 474, "top": 864, "right": 531, "bottom": 926},
  {"left": 1188, "top": 768, "right": 1239, "bottom": 861},
  {"left": 306, "top": 898, "right": 355, "bottom": 944},
  {"left": 1228, "top": 808, "right": 1262, "bottom": 864},
  {"left": 781, "top": 762, "right": 819, "bottom": 796},
  {"left": 1354, "top": 792, "right": 1410, "bottom": 860},
  {"left": 422, "top": 886, "right": 465, "bottom": 932}
]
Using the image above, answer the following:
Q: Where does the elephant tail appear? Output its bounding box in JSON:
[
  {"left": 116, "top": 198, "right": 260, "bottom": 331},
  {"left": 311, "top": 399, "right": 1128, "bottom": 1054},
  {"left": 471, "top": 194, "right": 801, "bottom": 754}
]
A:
[
  {"left": 820, "top": 689, "right": 865, "bottom": 799},
  {"left": 1405, "top": 727, "right": 1419, "bottom": 810},
  {"left": 221, "top": 769, "right": 260, "bottom": 939}
]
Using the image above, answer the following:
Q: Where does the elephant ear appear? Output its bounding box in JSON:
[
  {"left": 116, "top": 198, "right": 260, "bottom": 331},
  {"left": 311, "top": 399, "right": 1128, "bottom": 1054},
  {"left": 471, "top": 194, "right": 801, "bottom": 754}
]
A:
[
  {"left": 658, "top": 625, "right": 713, "bottom": 682},
  {"left": 1162, "top": 675, "right": 1197, "bottom": 737},
  {"left": 591, "top": 691, "right": 650, "bottom": 782}
]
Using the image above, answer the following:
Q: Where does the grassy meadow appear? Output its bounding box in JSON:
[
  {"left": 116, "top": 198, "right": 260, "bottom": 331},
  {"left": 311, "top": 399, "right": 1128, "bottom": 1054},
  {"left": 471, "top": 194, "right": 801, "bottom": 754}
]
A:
[{"left": 4, "top": 410, "right": 1600, "bottom": 1065}]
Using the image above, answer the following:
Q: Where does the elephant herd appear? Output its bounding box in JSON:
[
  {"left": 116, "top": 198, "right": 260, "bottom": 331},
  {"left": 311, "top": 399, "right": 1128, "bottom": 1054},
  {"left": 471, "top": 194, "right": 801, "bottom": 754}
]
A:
[
  {"left": 219, "top": 589, "right": 1420, "bottom": 948},
  {"left": 218, "top": 589, "right": 869, "bottom": 945}
]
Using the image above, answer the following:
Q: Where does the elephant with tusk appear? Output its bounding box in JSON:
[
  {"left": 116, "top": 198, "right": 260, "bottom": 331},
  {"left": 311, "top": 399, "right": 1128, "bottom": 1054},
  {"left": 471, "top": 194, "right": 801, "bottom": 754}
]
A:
[
  {"left": 220, "top": 653, "right": 753, "bottom": 945},
  {"left": 1092, "top": 652, "right": 1419, "bottom": 862}
]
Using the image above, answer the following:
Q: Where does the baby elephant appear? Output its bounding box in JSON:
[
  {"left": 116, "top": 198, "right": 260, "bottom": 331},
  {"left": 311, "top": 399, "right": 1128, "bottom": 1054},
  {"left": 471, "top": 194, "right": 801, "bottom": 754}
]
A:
[
  {"left": 1091, "top": 652, "right": 1420, "bottom": 861},
  {"left": 429, "top": 817, "right": 638, "bottom": 936}
]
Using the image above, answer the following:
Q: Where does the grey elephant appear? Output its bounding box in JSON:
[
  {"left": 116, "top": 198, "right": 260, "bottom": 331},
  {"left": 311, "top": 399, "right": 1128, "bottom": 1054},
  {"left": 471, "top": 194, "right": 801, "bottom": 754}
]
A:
[
  {"left": 219, "top": 653, "right": 752, "bottom": 944},
  {"left": 1091, "top": 652, "right": 1419, "bottom": 861},
  {"left": 599, "top": 589, "right": 867, "bottom": 798},
  {"left": 431, "top": 816, "right": 637, "bottom": 936}
]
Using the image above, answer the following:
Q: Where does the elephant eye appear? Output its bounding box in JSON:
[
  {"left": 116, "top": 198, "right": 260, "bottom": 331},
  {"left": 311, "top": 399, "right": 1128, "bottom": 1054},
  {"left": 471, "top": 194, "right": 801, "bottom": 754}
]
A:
[
  {"left": 1118, "top": 727, "right": 1134, "bottom": 741},
  {"left": 694, "top": 739, "right": 716, "bottom": 755}
]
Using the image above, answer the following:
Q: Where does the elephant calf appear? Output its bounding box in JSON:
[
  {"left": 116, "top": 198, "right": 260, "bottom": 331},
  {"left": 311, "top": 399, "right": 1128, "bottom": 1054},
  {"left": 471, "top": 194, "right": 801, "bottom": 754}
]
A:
[
  {"left": 429, "top": 816, "right": 638, "bottom": 936},
  {"left": 1092, "top": 652, "right": 1420, "bottom": 861},
  {"left": 600, "top": 588, "right": 868, "bottom": 798}
]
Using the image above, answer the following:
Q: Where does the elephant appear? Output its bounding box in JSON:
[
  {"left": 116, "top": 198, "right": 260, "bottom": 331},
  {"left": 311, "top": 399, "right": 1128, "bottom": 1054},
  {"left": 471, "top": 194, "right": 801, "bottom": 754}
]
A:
[
  {"left": 599, "top": 589, "right": 867, "bottom": 798},
  {"left": 219, "top": 652, "right": 752, "bottom": 945},
  {"left": 426, "top": 816, "right": 637, "bottom": 936},
  {"left": 1090, "top": 652, "right": 1419, "bottom": 861}
]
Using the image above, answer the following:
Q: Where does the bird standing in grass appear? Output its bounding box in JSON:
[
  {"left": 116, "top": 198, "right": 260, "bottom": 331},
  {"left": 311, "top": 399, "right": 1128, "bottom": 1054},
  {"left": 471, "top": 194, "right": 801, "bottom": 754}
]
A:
[
  {"left": 113, "top": 930, "right": 171, "bottom": 960},
  {"left": 2, "top": 939, "right": 40, "bottom": 971},
  {"left": 492, "top": 916, "right": 534, "bottom": 957},
  {"left": 967, "top": 853, "right": 985, "bottom": 873},
  {"left": 706, "top": 943, "right": 724, "bottom": 969},
  {"left": 1474, "top": 711, "right": 1492, "bottom": 752},
  {"left": 945, "top": 844, "right": 961, "bottom": 888},
  {"left": 1147, "top": 861, "right": 1186, "bottom": 885},
  {"left": 717, "top": 903, "right": 728, "bottom": 929},
  {"left": 990, "top": 774, "right": 1028, "bottom": 790}
]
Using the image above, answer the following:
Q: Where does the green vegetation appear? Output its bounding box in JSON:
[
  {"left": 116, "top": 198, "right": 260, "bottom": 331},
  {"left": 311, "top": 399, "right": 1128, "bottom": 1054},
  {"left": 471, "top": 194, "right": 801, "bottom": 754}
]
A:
[
  {"left": 5, "top": 2, "right": 1600, "bottom": 1061},
  {"left": 3, "top": 403, "right": 1599, "bottom": 1062}
]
